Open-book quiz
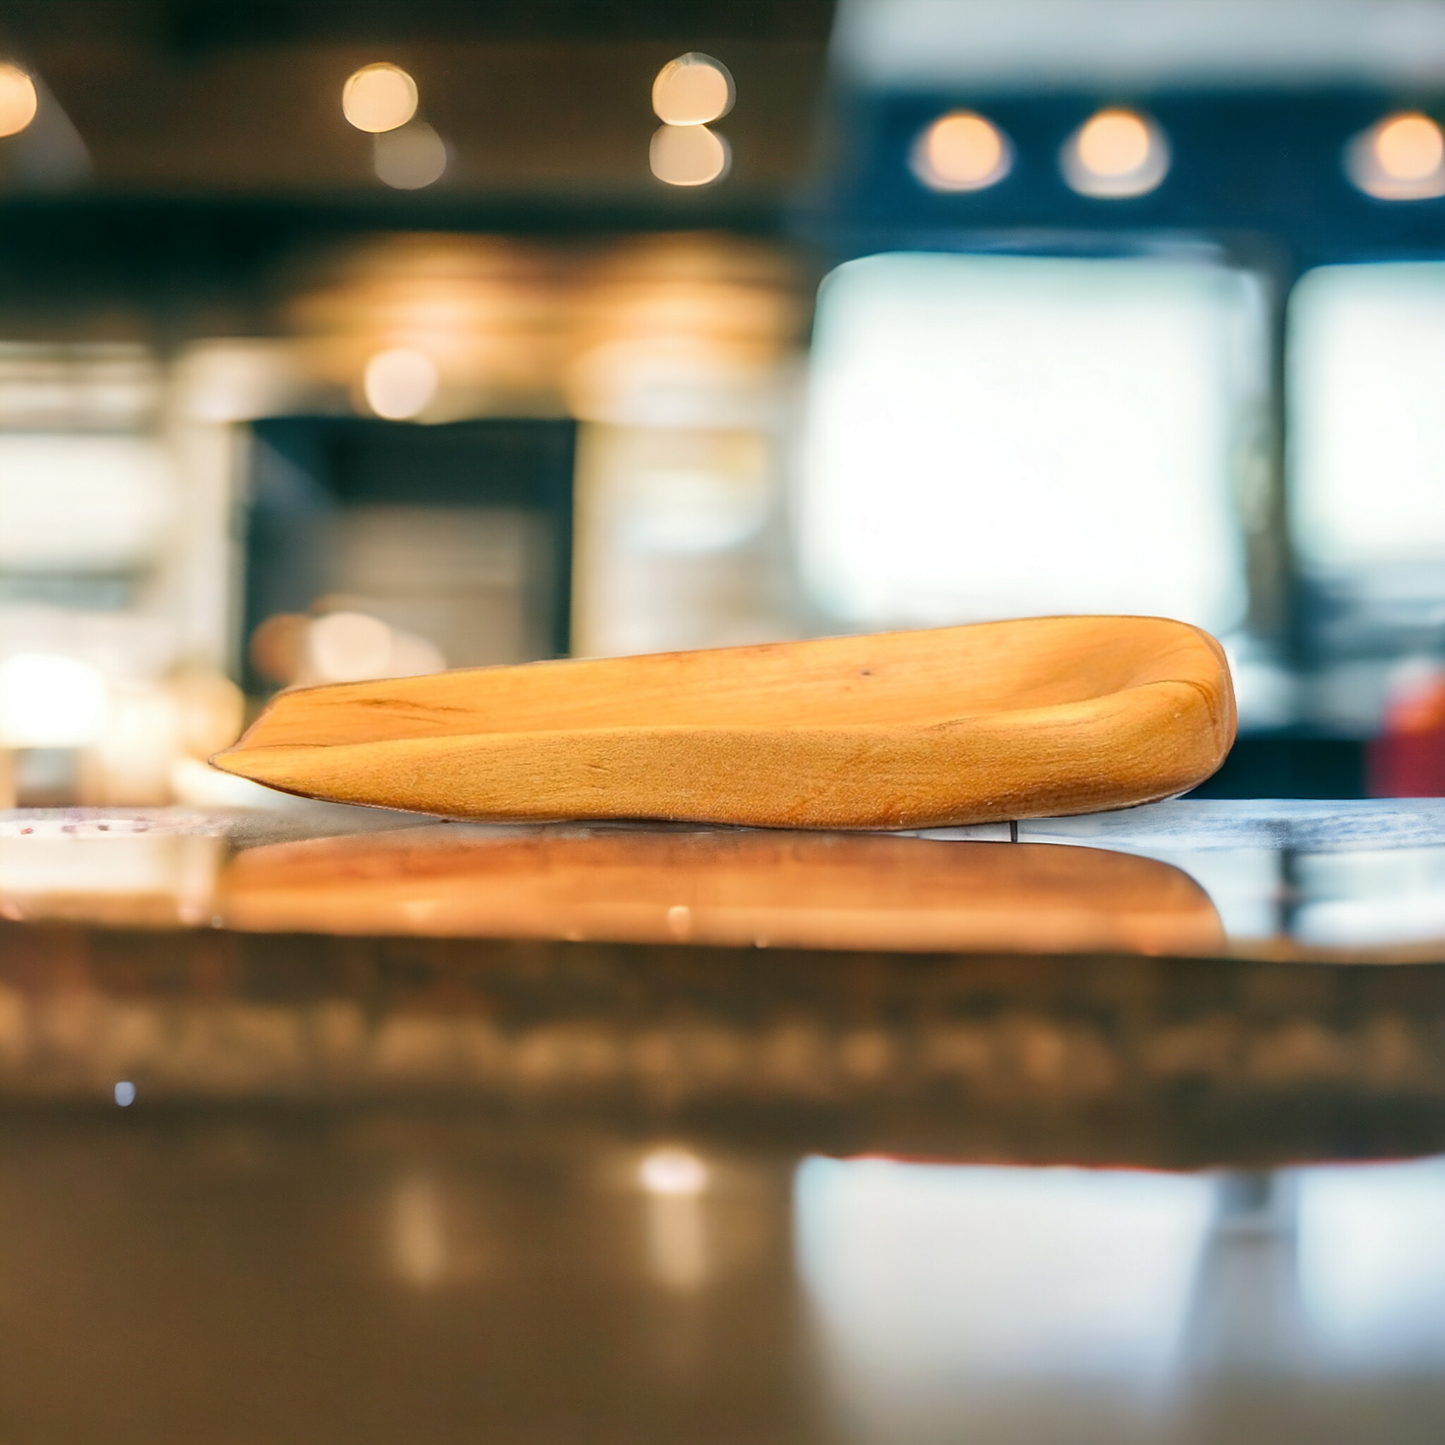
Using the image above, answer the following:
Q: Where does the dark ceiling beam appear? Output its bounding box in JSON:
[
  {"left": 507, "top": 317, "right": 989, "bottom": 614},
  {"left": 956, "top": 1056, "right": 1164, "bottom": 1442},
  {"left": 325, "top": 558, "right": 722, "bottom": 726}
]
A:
[{"left": 0, "top": 0, "right": 836, "bottom": 49}]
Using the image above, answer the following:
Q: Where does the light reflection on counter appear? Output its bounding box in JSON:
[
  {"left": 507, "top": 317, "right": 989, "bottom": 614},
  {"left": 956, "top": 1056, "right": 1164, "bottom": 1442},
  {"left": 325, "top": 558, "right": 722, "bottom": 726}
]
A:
[
  {"left": 0, "top": 827, "right": 223, "bottom": 926},
  {"left": 391, "top": 1173, "right": 448, "bottom": 1287},
  {"left": 794, "top": 1153, "right": 1445, "bottom": 1443},
  {"left": 1297, "top": 1157, "right": 1445, "bottom": 1370},
  {"left": 1293, "top": 850, "right": 1445, "bottom": 949},
  {"left": 796, "top": 1158, "right": 1213, "bottom": 1385},
  {"left": 640, "top": 1146, "right": 712, "bottom": 1291}
]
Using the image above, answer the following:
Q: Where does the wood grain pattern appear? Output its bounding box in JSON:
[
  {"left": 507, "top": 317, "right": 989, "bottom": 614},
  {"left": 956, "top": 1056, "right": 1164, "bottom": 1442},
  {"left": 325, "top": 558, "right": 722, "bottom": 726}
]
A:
[
  {"left": 218, "top": 826, "right": 1225, "bottom": 955},
  {"left": 211, "top": 615, "right": 1236, "bottom": 827}
]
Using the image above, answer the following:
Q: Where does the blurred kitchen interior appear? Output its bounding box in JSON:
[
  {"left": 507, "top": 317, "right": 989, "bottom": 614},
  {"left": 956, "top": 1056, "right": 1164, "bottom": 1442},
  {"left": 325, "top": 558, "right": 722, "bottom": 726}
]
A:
[
  {"left": 3, "top": 0, "right": 1445, "bottom": 805},
  {"left": 10, "top": 9, "right": 1445, "bottom": 1443}
]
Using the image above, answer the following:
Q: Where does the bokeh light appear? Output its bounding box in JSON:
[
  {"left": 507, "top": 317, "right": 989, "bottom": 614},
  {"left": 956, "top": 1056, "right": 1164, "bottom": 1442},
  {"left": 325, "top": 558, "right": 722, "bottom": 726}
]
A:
[
  {"left": 1078, "top": 111, "right": 1150, "bottom": 176},
  {"left": 1376, "top": 114, "right": 1444, "bottom": 180},
  {"left": 307, "top": 612, "right": 394, "bottom": 684},
  {"left": 341, "top": 62, "right": 418, "bottom": 133},
  {"left": 362, "top": 346, "right": 439, "bottom": 418},
  {"left": 650, "top": 123, "right": 730, "bottom": 186},
  {"left": 912, "top": 110, "right": 1011, "bottom": 191},
  {"left": 0, "top": 653, "right": 108, "bottom": 747},
  {"left": 373, "top": 121, "right": 447, "bottom": 189},
  {"left": 1062, "top": 108, "right": 1170, "bottom": 197},
  {"left": 0, "top": 63, "right": 37, "bottom": 138},
  {"left": 639, "top": 1147, "right": 710, "bottom": 1196},
  {"left": 1346, "top": 112, "right": 1445, "bottom": 199},
  {"left": 651, "top": 53, "right": 734, "bottom": 126}
]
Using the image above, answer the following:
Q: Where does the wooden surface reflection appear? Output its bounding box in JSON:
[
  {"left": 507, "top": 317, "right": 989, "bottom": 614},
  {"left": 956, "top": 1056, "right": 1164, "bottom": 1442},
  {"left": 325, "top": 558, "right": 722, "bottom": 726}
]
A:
[{"left": 218, "top": 826, "right": 1225, "bottom": 955}]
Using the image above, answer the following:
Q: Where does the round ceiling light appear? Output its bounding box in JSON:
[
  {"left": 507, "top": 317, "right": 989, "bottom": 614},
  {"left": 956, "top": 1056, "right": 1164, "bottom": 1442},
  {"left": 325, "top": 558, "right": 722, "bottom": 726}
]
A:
[
  {"left": 652, "top": 53, "right": 734, "bottom": 126},
  {"left": 913, "top": 111, "right": 1012, "bottom": 192},
  {"left": 342, "top": 63, "right": 419, "bottom": 134},
  {"left": 1061, "top": 108, "right": 1170, "bottom": 198},
  {"left": 1346, "top": 111, "right": 1445, "bottom": 200}
]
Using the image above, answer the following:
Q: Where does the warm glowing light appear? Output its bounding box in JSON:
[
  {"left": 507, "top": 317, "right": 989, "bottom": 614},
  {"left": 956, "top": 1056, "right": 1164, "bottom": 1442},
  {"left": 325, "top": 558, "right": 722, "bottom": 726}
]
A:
[
  {"left": 0, "top": 63, "right": 37, "bottom": 137},
  {"left": 0, "top": 652, "right": 108, "bottom": 747},
  {"left": 640, "top": 1147, "right": 709, "bottom": 1196},
  {"left": 392, "top": 1176, "right": 445, "bottom": 1286},
  {"left": 652, "top": 52, "right": 734, "bottom": 126},
  {"left": 1376, "top": 114, "right": 1444, "bottom": 180},
  {"left": 1346, "top": 112, "right": 1445, "bottom": 199},
  {"left": 650, "top": 123, "right": 730, "bottom": 186},
  {"left": 249, "top": 613, "right": 310, "bottom": 687},
  {"left": 1062, "top": 108, "right": 1169, "bottom": 197},
  {"left": 342, "top": 62, "right": 418, "bottom": 133},
  {"left": 362, "top": 346, "right": 439, "bottom": 418},
  {"left": 374, "top": 121, "right": 447, "bottom": 189},
  {"left": 1078, "top": 110, "right": 1150, "bottom": 175},
  {"left": 913, "top": 110, "right": 1011, "bottom": 191}
]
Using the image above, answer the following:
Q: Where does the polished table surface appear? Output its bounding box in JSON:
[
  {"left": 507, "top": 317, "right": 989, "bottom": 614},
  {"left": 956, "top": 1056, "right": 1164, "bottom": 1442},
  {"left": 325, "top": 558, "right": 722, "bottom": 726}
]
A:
[{"left": 3, "top": 801, "right": 1445, "bottom": 1443}]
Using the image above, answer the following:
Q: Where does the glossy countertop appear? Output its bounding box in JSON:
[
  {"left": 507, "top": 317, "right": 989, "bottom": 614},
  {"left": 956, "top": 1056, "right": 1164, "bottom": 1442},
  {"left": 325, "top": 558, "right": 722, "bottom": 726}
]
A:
[
  {"left": 3, "top": 800, "right": 1445, "bottom": 1443},
  {"left": 9, "top": 796, "right": 1445, "bottom": 959}
]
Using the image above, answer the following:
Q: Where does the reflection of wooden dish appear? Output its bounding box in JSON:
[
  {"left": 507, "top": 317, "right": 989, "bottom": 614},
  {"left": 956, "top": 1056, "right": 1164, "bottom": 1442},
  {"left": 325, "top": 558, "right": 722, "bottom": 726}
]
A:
[
  {"left": 218, "top": 827, "right": 1224, "bottom": 956},
  {"left": 211, "top": 616, "right": 1235, "bottom": 828}
]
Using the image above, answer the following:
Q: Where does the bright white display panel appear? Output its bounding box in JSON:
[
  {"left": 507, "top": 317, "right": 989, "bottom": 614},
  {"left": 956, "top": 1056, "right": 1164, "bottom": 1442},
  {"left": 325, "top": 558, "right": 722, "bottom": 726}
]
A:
[
  {"left": 798, "top": 252, "right": 1262, "bottom": 633},
  {"left": 1290, "top": 263, "right": 1445, "bottom": 571}
]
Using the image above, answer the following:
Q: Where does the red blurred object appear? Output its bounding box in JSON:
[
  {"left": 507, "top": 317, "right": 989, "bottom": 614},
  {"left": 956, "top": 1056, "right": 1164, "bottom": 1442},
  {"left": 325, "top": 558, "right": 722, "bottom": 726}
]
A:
[{"left": 1369, "top": 671, "right": 1445, "bottom": 796}]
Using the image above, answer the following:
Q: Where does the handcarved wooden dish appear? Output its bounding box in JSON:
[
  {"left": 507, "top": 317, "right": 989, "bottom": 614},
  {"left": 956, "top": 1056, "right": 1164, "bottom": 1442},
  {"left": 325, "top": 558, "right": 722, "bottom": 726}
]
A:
[
  {"left": 218, "top": 826, "right": 1225, "bottom": 956},
  {"left": 212, "top": 615, "right": 1235, "bottom": 828}
]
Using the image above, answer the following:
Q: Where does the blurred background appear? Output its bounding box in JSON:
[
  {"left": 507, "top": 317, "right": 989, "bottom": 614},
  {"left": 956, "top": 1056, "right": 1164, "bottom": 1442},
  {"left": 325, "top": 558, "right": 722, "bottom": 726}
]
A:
[{"left": 1, "top": 0, "right": 1445, "bottom": 805}]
